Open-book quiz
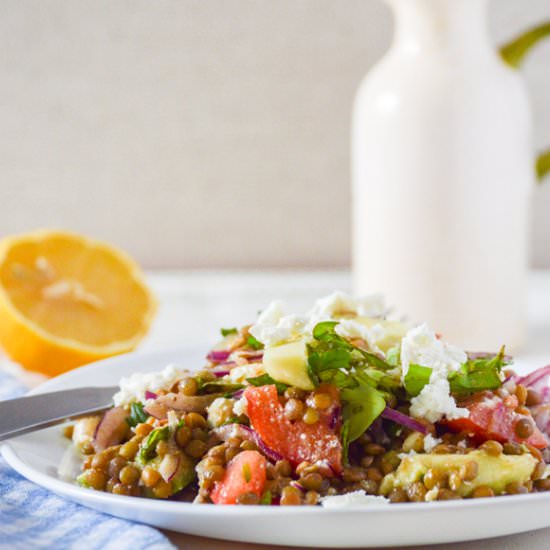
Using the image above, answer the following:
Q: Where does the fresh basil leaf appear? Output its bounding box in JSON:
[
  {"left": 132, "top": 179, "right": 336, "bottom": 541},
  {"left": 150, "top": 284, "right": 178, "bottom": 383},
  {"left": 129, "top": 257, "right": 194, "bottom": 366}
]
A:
[
  {"left": 341, "top": 379, "right": 386, "bottom": 444},
  {"left": 199, "top": 381, "right": 244, "bottom": 394},
  {"left": 221, "top": 327, "right": 238, "bottom": 337},
  {"left": 137, "top": 426, "right": 170, "bottom": 465},
  {"left": 404, "top": 364, "right": 432, "bottom": 397},
  {"left": 247, "top": 335, "right": 264, "bottom": 350},
  {"left": 246, "top": 373, "right": 288, "bottom": 393},
  {"left": 126, "top": 402, "right": 148, "bottom": 427}
]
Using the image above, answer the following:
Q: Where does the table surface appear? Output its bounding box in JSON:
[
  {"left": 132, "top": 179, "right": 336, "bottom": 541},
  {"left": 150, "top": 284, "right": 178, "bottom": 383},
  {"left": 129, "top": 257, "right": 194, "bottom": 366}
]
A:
[{"left": 5, "top": 269, "right": 550, "bottom": 549}]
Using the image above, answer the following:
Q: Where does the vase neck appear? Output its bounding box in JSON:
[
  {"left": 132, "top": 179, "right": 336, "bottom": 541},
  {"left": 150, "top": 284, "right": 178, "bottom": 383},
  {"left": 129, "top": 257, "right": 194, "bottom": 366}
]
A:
[{"left": 387, "top": 0, "right": 491, "bottom": 57}]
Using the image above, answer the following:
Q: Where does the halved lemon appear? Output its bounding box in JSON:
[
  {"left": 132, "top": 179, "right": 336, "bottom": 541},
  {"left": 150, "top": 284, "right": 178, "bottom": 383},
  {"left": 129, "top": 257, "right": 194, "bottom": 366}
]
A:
[{"left": 0, "top": 230, "right": 157, "bottom": 376}]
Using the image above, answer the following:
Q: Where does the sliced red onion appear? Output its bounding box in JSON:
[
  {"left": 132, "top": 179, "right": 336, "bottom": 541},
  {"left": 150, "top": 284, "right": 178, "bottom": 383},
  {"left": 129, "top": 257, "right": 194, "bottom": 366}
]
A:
[
  {"left": 518, "top": 365, "right": 550, "bottom": 396},
  {"left": 231, "top": 388, "right": 245, "bottom": 399},
  {"left": 93, "top": 407, "right": 129, "bottom": 452},
  {"left": 213, "top": 424, "right": 283, "bottom": 463},
  {"left": 207, "top": 350, "right": 232, "bottom": 362},
  {"left": 144, "top": 392, "right": 219, "bottom": 418},
  {"left": 159, "top": 454, "right": 180, "bottom": 482},
  {"left": 235, "top": 350, "right": 264, "bottom": 361},
  {"left": 145, "top": 390, "right": 158, "bottom": 400},
  {"left": 381, "top": 407, "right": 427, "bottom": 434},
  {"left": 212, "top": 370, "right": 230, "bottom": 378}
]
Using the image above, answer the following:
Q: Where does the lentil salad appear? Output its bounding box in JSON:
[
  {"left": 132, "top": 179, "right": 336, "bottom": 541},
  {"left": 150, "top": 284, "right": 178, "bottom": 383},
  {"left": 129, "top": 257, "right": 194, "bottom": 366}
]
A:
[{"left": 68, "top": 292, "right": 550, "bottom": 505}]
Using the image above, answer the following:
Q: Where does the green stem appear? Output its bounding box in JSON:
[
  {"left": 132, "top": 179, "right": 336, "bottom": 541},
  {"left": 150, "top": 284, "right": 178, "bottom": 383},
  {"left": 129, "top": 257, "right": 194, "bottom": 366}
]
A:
[
  {"left": 537, "top": 150, "right": 550, "bottom": 181},
  {"left": 500, "top": 21, "right": 550, "bottom": 68}
]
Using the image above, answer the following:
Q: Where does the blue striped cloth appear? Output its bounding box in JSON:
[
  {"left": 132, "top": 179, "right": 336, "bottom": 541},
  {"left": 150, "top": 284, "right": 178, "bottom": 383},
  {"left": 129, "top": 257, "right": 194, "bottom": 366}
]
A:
[{"left": 0, "top": 369, "right": 175, "bottom": 550}]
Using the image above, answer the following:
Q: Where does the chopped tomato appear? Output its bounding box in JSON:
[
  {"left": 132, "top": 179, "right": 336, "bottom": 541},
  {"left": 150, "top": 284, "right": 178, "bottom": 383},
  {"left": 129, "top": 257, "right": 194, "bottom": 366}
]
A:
[
  {"left": 446, "top": 391, "right": 548, "bottom": 449},
  {"left": 244, "top": 384, "right": 343, "bottom": 474},
  {"left": 210, "top": 450, "right": 267, "bottom": 504}
]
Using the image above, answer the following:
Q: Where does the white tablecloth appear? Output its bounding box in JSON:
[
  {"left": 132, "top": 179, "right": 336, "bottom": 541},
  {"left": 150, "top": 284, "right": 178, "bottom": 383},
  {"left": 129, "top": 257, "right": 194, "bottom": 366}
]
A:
[{"left": 4, "top": 269, "right": 550, "bottom": 549}]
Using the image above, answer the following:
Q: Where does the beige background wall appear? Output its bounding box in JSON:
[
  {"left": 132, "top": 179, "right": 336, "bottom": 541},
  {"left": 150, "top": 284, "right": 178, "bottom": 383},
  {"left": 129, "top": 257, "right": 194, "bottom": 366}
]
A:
[{"left": 1, "top": 0, "right": 549, "bottom": 269}]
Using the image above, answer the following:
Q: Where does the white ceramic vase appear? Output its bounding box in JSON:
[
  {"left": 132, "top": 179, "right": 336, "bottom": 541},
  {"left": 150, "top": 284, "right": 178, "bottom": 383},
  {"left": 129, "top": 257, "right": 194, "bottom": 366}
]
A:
[{"left": 352, "top": 0, "right": 549, "bottom": 352}]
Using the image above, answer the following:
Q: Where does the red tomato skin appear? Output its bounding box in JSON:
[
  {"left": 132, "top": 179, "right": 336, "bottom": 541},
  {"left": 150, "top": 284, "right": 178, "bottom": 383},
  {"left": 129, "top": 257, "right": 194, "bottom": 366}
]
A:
[
  {"left": 446, "top": 392, "right": 548, "bottom": 449},
  {"left": 244, "top": 384, "right": 343, "bottom": 474},
  {"left": 210, "top": 450, "right": 267, "bottom": 505}
]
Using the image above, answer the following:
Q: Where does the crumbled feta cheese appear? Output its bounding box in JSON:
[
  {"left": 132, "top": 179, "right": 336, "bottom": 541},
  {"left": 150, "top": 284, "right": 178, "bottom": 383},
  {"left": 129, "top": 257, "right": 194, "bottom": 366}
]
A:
[
  {"left": 401, "top": 324, "right": 468, "bottom": 423},
  {"left": 335, "top": 319, "right": 386, "bottom": 356},
  {"left": 228, "top": 363, "right": 264, "bottom": 384},
  {"left": 113, "top": 363, "right": 188, "bottom": 406},
  {"left": 309, "top": 291, "right": 386, "bottom": 321},
  {"left": 320, "top": 491, "right": 390, "bottom": 508},
  {"left": 233, "top": 395, "right": 248, "bottom": 417},
  {"left": 207, "top": 397, "right": 235, "bottom": 428},
  {"left": 423, "top": 433, "right": 442, "bottom": 453},
  {"left": 249, "top": 301, "right": 307, "bottom": 346}
]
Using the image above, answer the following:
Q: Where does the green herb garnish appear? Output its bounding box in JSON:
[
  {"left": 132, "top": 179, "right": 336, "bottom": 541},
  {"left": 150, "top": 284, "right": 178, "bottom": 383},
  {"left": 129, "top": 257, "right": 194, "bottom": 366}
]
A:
[
  {"left": 247, "top": 335, "right": 264, "bottom": 350},
  {"left": 246, "top": 373, "right": 288, "bottom": 393},
  {"left": 449, "top": 347, "right": 507, "bottom": 395},
  {"left": 260, "top": 490, "right": 272, "bottom": 505},
  {"left": 126, "top": 401, "right": 148, "bottom": 428},
  {"left": 221, "top": 327, "right": 238, "bottom": 337},
  {"left": 242, "top": 463, "right": 252, "bottom": 483},
  {"left": 137, "top": 426, "right": 170, "bottom": 465},
  {"left": 403, "top": 364, "right": 433, "bottom": 397}
]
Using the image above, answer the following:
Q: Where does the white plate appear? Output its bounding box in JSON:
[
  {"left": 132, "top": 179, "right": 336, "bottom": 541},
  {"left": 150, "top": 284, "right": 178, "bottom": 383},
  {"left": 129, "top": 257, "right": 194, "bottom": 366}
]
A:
[{"left": 3, "top": 347, "right": 550, "bottom": 548}]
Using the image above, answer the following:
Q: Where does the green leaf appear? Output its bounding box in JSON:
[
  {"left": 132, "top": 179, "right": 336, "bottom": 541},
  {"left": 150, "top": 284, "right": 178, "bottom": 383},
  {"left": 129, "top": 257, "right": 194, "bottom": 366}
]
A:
[
  {"left": 126, "top": 401, "right": 148, "bottom": 428},
  {"left": 385, "top": 346, "right": 400, "bottom": 367},
  {"left": 404, "top": 364, "right": 433, "bottom": 397},
  {"left": 312, "top": 321, "right": 342, "bottom": 342},
  {"left": 341, "top": 379, "right": 386, "bottom": 444},
  {"left": 221, "top": 327, "right": 238, "bottom": 337},
  {"left": 199, "top": 380, "right": 244, "bottom": 394},
  {"left": 500, "top": 22, "right": 550, "bottom": 69},
  {"left": 246, "top": 373, "right": 288, "bottom": 393},
  {"left": 340, "top": 419, "right": 351, "bottom": 465},
  {"left": 247, "top": 335, "right": 264, "bottom": 350},
  {"left": 137, "top": 426, "right": 170, "bottom": 465},
  {"left": 242, "top": 462, "right": 252, "bottom": 483},
  {"left": 449, "top": 348, "right": 506, "bottom": 395}
]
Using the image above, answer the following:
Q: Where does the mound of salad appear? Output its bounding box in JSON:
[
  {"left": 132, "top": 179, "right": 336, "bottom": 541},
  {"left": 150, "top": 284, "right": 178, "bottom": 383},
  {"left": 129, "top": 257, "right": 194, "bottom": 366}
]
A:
[{"left": 67, "top": 292, "right": 550, "bottom": 506}]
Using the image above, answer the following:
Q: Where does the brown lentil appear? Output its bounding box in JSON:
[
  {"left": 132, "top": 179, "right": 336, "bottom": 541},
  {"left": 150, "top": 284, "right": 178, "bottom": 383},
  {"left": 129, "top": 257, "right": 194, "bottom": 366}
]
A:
[
  {"left": 423, "top": 468, "right": 445, "bottom": 490},
  {"left": 503, "top": 442, "right": 522, "bottom": 455},
  {"left": 312, "top": 392, "right": 332, "bottom": 410},
  {"left": 107, "top": 456, "right": 127, "bottom": 478},
  {"left": 180, "top": 377, "right": 199, "bottom": 396},
  {"left": 461, "top": 460, "right": 479, "bottom": 482},
  {"left": 480, "top": 440, "right": 503, "bottom": 456},
  {"left": 191, "top": 428, "right": 208, "bottom": 442},
  {"left": 448, "top": 472, "right": 462, "bottom": 492},
  {"left": 135, "top": 423, "right": 153, "bottom": 437},
  {"left": 302, "top": 408, "right": 320, "bottom": 425},
  {"left": 186, "top": 412, "right": 207, "bottom": 429},
  {"left": 236, "top": 492, "right": 260, "bottom": 505},
  {"left": 472, "top": 485, "right": 495, "bottom": 498},
  {"left": 516, "top": 405, "right": 530, "bottom": 416},
  {"left": 515, "top": 384, "right": 528, "bottom": 406},
  {"left": 280, "top": 486, "right": 302, "bottom": 505},
  {"left": 274, "top": 460, "right": 292, "bottom": 477},
  {"left": 359, "top": 479, "right": 379, "bottom": 494},
  {"left": 514, "top": 417, "right": 534, "bottom": 440},
  {"left": 156, "top": 439, "right": 169, "bottom": 458},
  {"left": 535, "top": 479, "right": 550, "bottom": 491},
  {"left": 141, "top": 466, "right": 161, "bottom": 488},
  {"left": 284, "top": 399, "right": 305, "bottom": 421},
  {"left": 204, "top": 464, "right": 225, "bottom": 482},
  {"left": 364, "top": 443, "right": 386, "bottom": 456},
  {"left": 406, "top": 482, "right": 427, "bottom": 502},
  {"left": 304, "top": 491, "right": 320, "bottom": 505},
  {"left": 366, "top": 467, "right": 383, "bottom": 482},
  {"left": 185, "top": 439, "right": 208, "bottom": 458},
  {"left": 389, "top": 488, "right": 408, "bottom": 503},
  {"left": 119, "top": 439, "right": 140, "bottom": 460},
  {"left": 152, "top": 480, "right": 172, "bottom": 499},
  {"left": 300, "top": 473, "right": 325, "bottom": 491},
  {"left": 176, "top": 425, "right": 192, "bottom": 448},
  {"left": 402, "top": 432, "right": 425, "bottom": 453},
  {"left": 437, "top": 489, "right": 459, "bottom": 500},
  {"left": 112, "top": 483, "right": 132, "bottom": 496},
  {"left": 83, "top": 468, "right": 107, "bottom": 491},
  {"left": 284, "top": 387, "right": 305, "bottom": 400},
  {"left": 240, "top": 439, "right": 257, "bottom": 451},
  {"left": 119, "top": 465, "right": 140, "bottom": 485},
  {"left": 360, "top": 456, "right": 374, "bottom": 468},
  {"left": 505, "top": 481, "right": 528, "bottom": 495},
  {"left": 526, "top": 444, "right": 544, "bottom": 462},
  {"left": 91, "top": 451, "right": 111, "bottom": 470}
]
